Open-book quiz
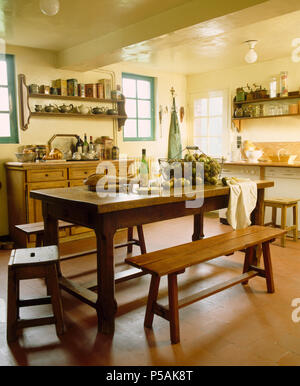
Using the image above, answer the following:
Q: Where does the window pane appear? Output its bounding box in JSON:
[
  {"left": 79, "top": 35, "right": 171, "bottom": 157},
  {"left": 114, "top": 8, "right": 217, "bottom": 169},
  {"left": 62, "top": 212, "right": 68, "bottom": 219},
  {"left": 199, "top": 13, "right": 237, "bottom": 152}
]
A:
[
  {"left": 138, "top": 100, "right": 151, "bottom": 118},
  {"left": 194, "top": 137, "right": 208, "bottom": 154},
  {"left": 209, "top": 117, "right": 222, "bottom": 136},
  {"left": 125, "top": 99, "right": 137, "bottom": 118},
  {"left": 194, "top": 98, "right": 207, "bottom": 117},
  {"left": 210, "top": 137, "right": 222, "bottom": 156},
  {"left": 209, "top": 97, "right": 223, "bottom": 116},
  {"left": 194, "top": 118, "right": 207, "bottom": 136},
  {"left": 0, "top": 113, "right": 10, "bottom": 137},
  {"left": 137, "top": 80, "right": 150, "bottom": 99},
  {"left": 122, "top": 78, "right": 136, "bottom": 98},
  {"left": 138, "top": 120, "right": 151, "bottom": 138},
  {"left": 0, "top": 87, "right": 9, "bottom": 111},
  {"left": 124, "top": 119, "right": 137, "bottom": 138},
  {"left": 0, "top": 61, "right": 7, "bottom": 86}
]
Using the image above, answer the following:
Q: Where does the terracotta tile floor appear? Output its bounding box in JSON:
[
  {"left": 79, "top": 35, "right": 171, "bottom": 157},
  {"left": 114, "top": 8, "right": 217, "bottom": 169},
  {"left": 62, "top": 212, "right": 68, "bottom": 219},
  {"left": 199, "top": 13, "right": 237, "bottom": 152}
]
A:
[{"left": 1, "top": 215, "right": 300, "bottom": 366}]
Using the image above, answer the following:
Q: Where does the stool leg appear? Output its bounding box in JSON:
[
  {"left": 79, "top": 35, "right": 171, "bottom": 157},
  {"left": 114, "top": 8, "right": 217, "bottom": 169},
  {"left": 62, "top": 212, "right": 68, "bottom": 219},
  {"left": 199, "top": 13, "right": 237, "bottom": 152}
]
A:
[
  {"left": 293, "top": 203, "right": 298, "bottom": 242},
  {"left": 36, "top": 233, "right": 44, "bottom": 247},
  {"left": 262, "top": 241, "right": 275, "bottom": 293},
  {"left": 281, "top": 205, "right": 287, "bottom": 247},
  {"left": 127, "top": 227, "right": 133, "bottom": 254},
  {"left": 144, "top": 275, "right": 160, "bottom": 329},
  {"left": 47, "top": 264, "right": 65, "bottom": 336},
  {"left": 168, "top": 273, "right": 180, "bottom": 344},
  {"left": 7, "top": 266, "right": 18, "bottom": 342},
  {"left": 137, "top": 225, "right": 146, "bottom": 254},
  {"left": 271, "top": 207, "right": 277, "bottom": 227}
]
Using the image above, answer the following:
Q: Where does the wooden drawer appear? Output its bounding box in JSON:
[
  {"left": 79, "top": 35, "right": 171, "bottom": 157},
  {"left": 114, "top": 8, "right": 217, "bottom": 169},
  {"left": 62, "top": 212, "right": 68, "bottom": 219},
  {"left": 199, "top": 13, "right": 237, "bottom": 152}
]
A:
[
  {"left": 27, "top": 169, "right": 67, "bottom": 182},
  {"left": 69, "top": 168, "right": 96, "bottom": 180}
]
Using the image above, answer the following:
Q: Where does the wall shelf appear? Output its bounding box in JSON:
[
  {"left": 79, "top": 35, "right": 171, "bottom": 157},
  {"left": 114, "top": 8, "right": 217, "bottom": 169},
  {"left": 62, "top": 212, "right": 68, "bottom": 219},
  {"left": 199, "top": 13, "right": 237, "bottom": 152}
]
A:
[
  {"left": 31, "top": 112, "right": 127, "bottom": 119},
  {"left": 18, "top": 74, "right": 127, "bottom": 131},
  {"left": 29, "top": 93, "right": 121, "bottom": 104},
  {"left": 234, "top": 92, "right": 300, "bottom": 106}
]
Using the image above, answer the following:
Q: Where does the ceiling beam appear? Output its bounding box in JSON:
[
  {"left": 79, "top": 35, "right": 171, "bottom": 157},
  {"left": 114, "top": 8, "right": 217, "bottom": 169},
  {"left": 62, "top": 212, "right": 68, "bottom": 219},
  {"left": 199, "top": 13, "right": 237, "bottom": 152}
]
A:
[{"left": 57, "top": 0, "right": 268, "bottom": 71}]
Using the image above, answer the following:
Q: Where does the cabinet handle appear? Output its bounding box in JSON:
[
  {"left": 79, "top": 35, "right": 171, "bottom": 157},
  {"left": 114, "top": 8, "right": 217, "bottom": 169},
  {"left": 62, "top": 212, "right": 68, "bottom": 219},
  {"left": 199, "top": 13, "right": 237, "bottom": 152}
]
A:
[{"left": 45, "top": 174, "right": 49, "bottom": 177}]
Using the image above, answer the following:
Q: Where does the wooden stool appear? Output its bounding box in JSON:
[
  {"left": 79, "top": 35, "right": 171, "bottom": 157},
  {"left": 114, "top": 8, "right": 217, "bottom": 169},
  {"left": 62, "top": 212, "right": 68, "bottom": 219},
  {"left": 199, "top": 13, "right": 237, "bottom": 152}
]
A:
[
  {"left": 264, "top": 198, "right": 299, "bottom": 247},
  {"left": 7, "top": 246, "right": 65, "bottom": 343}
]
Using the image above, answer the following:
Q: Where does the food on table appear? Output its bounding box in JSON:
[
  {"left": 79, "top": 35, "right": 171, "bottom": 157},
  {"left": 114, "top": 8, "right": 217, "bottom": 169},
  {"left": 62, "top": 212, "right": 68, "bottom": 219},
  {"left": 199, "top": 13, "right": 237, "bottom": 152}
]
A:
[{"left": 43, "top": 148, "right": 63, "bottom": 160}]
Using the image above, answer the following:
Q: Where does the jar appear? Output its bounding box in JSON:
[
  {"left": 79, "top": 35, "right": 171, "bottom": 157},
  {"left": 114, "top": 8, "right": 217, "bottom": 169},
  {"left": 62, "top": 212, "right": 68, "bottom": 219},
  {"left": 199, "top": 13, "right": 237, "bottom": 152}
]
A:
[
  {"left": 269, "top": 77, "right": 277, "bottom": 98},
  {"left": 280, "top": 71, "right": 288, "bottom": 97}
]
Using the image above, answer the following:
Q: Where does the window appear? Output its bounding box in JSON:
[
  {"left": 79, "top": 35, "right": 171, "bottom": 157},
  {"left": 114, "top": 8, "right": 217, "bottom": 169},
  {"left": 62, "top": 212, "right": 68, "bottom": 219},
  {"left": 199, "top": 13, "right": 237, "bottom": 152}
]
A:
[
  {"left": 0, "top": 54, "right": 18, "bottom": 143},
  {"left": 192, "top": 90, "right": 227, "bottom": 157},
  {"left": 122, "top": 73, "right": 155, "bottom": 141}
]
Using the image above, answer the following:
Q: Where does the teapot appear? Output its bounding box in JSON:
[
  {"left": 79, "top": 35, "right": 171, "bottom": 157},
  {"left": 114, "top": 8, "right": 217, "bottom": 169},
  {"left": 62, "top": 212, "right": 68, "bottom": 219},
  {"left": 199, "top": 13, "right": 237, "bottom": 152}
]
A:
[
  {"left": 91, "top": 106, "right": 105, "bottom": 114},
  {"left": 76, "top": 104, "right": 91, "bottom": 115},
  {"left": 56, "top": 104, "right": 73, "bottom": 113},
  {"left": 44, "top": 104, "right": 56, "bottom": 113}
]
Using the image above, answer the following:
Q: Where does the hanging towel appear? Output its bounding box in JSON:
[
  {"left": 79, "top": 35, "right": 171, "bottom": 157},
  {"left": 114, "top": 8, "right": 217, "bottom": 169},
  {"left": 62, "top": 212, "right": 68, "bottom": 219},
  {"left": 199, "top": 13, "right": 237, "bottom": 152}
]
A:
[
  {"left": 226, "top": 177, "right": 257, "bottom": 230},
  {"left": 168, "top": 96, "right": 182, "bottom": 160}
]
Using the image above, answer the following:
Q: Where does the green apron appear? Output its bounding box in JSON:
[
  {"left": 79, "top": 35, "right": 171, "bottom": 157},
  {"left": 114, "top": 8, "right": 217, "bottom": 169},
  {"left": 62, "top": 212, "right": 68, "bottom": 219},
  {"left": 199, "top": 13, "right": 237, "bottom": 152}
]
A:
[{"left": 168, "top": 97, "right": 182, "bottom": 160}]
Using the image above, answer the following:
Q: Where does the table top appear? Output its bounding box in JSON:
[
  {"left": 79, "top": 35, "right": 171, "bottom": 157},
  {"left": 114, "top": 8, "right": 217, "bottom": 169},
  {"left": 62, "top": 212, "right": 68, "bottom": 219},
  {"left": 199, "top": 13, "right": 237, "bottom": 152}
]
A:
[{"left": 30, "top": 180, "right": 274, "bottom": 214}]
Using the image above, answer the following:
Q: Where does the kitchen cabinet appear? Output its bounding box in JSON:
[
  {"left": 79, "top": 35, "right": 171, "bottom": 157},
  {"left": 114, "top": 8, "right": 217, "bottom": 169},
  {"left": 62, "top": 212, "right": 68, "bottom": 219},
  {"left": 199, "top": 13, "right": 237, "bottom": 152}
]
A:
[{"left": 5, "top": 159, "right": 132, "bottom": 247}]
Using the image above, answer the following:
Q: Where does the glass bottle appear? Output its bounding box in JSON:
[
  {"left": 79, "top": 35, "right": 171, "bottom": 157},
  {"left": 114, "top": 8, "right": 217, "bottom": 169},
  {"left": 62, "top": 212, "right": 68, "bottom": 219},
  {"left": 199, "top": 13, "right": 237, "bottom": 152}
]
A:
[
  {"left": 76, "top": 135, "right": 83, "bottom": 154},
  {"left": 139, "top": 149, "right": 149, "bottom": 187},
  {"left": 89, "top": 136, "right": 94, "bottom": 152},
  {"left": 280, "top": 71, "right": 288, "bottom": 97}
]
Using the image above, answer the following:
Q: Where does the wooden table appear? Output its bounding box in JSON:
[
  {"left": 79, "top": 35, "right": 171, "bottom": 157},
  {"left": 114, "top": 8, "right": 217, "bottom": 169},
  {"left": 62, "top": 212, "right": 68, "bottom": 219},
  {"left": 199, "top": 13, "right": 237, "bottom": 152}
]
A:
[{"left": 30, "top": 180, "right": 273, "bottom": 335}]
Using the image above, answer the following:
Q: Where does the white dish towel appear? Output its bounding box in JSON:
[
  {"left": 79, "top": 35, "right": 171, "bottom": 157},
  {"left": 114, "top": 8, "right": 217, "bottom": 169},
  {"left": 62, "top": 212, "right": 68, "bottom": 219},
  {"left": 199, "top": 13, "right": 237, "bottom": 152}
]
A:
[{"left": 226, "top": 177, "right": 257, "bottom": 230}]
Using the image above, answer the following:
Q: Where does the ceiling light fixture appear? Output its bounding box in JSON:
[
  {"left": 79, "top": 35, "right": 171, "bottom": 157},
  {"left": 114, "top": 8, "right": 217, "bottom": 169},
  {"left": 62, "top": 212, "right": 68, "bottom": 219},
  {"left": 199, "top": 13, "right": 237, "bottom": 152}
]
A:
[
  {"left": 244, "top": 40, "right": 258, "bottom": 64},
  {"left": 40, "top": 0, "right": 60, "bottom": 16}
]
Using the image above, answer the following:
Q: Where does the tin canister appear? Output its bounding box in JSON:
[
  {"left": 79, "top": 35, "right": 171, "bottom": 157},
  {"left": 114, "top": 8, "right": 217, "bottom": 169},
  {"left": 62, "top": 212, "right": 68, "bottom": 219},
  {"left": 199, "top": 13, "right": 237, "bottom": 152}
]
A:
[
  {"left": 67, "top": 79, "right": 78, "bottom": 96},
  {"left": 29, "top": 84, "right": 39, "bottom": 94},
  {"left": 78, "top": 84, "right": 85, "bottom": 98}
]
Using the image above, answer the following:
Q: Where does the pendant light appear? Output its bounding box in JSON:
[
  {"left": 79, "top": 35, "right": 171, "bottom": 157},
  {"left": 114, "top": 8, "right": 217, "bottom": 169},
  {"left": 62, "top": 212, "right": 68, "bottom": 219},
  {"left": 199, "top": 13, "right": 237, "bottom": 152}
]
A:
[
  {"left": 40, "top": 0, "right": 60, "bottom": 16},
  {"left": 244, "top": 40, "right": 258, "bottom": 64}
]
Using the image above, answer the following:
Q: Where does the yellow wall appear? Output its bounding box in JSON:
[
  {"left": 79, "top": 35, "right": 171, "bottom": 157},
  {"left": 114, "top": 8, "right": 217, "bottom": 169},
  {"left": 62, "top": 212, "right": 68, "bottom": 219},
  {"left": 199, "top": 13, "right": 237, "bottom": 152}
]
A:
[
  {"left": 187, "top": 55, "right": 300, "bottom": 150},
  {"left": 0, "top": 45, "right": 187, "bottom": 236}
]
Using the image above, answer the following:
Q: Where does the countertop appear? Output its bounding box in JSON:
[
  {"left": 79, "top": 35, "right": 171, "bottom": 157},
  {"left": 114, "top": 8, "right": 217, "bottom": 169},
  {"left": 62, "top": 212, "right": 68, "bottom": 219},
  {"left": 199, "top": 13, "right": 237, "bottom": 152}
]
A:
[
  {"left": 224, "top": 161, "right": 300, "bottom": 168},
  {"left": 5, "top": 159, "right": 133, "bottom": 169}
]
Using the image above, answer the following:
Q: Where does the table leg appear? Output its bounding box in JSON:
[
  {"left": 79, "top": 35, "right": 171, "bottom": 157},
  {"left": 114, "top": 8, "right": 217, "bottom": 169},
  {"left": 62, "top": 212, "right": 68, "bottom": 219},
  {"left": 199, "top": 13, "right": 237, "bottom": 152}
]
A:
[
  {"left": 192, "top": 211, "right": 204, "bottom": 241},
  {"left": 95, "top": 218, "right": 117, "bottom": 335},
  {"left": 251, "top": 188, "right": 265, "bottom": 265},
  {"left": 42, "top": 202, "right": 61, "bottom": 276}
]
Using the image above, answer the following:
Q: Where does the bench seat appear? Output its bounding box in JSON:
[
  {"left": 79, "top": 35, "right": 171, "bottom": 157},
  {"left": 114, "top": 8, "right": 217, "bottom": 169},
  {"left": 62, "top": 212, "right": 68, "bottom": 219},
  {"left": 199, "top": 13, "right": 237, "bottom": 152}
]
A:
[{"left": 125, "top": 225, "right": 286, "bottom": 344}]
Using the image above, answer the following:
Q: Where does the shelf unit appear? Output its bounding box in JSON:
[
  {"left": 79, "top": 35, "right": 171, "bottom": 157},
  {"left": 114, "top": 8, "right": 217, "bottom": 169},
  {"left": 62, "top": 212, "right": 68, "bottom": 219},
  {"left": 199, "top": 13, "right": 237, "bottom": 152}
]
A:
[
  {"left": 232, "top": 91, "right": 300, "bottom": 131},
  {"left": 18, "top": 74, "right": 127, "bottom": 131}
]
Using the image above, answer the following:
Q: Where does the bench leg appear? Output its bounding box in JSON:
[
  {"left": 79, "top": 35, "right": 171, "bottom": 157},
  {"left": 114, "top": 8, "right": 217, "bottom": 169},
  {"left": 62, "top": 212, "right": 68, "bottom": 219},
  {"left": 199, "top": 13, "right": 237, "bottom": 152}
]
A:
[
  {"left": 168, "top": 273, "right": 180, "bottom": 344},
  {"left": 144, "top": 275, "right": 160, "bottom": 329},
  {"left": 242, "top": 246, "right": 254, "bottom": 285},
  {"left": 262, "top": 241, "right": 275, "bottom": 293}
]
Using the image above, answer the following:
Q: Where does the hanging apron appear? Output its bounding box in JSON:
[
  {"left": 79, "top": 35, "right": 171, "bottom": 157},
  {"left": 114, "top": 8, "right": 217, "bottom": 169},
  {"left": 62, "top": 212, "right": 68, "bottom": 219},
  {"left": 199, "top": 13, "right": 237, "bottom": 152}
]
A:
[{"left": 168, "top": 97, "right": 182, "bottom": 160}]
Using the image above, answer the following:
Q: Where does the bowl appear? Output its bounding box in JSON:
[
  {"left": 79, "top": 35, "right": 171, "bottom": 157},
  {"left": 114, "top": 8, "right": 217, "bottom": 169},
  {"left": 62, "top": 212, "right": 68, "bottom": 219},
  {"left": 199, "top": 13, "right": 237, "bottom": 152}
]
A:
[
  {"left": 15, "top": 152, "right": 36, "bottom": 162},
  {"left": 245, "top": 150, "right": 263, "bottom": 163}
]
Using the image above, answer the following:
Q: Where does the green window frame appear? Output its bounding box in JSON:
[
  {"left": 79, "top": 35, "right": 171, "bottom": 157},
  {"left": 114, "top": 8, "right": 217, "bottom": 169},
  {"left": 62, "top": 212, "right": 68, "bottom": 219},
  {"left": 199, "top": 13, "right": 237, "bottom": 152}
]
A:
[
  {"left": 0, "top": 54, "right": 19, "bottom": 144},
  {"left": 122, "top": 72, "right": 155, "bottom": 141}
]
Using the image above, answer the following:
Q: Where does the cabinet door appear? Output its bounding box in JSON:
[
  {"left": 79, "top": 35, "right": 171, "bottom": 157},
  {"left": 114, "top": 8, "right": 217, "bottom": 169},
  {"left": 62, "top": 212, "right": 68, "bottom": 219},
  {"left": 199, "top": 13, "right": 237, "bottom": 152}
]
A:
[{"left": 27, "top": 181, "right": 69, "bottom": 238}]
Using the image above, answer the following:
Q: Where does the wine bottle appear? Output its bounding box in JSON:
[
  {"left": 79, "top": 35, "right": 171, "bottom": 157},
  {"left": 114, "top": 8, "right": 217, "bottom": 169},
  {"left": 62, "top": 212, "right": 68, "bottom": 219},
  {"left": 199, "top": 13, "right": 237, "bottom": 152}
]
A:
[
  {"left": 139, "top": 149, "right": 149, "bottom": 187},
  {"left": 89, "top": 136, "right": 94, "bottom": 152},
  {"left": 76, "top": 135, "right": 83, "bottom": 154},
  {"left": 83, "top": 133, "right": 89, "bottom": 154}
]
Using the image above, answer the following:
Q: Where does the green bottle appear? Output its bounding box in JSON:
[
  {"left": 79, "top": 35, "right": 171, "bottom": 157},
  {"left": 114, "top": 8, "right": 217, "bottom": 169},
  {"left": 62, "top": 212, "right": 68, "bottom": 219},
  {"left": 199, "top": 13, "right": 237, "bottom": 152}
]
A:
[
  {"left": 83, "top": 133, "right": 89, "bottom": 154},
  {"left": 140, "top": 149, "right": 149, "bottom": 187}
]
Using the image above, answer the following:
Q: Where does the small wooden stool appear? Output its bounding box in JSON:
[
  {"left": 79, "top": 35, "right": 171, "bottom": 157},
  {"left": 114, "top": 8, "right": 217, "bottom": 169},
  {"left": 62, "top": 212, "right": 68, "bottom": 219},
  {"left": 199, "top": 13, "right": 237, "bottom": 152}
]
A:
[
  {"left": 264, "top": 198, "right": 299, "bottom": 247},
  {"left": 7, "top": 246, "right": 65, "bottom": 343}
]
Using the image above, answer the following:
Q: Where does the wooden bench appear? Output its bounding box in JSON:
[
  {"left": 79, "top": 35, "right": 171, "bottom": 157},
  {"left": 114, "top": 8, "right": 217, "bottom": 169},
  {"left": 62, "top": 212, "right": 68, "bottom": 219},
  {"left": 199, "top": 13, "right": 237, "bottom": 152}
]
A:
[
  {"left": 125, "top": 226, "right": 286, "bottom": 344},
  {"left": 15, "top": 222, "right": 146, "bottom": 260}
]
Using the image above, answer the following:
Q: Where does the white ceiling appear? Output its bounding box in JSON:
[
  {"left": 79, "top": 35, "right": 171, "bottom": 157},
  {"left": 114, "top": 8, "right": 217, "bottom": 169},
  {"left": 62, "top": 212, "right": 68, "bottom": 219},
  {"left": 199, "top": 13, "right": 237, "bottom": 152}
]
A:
[{"left": 2, "top": 0, "right": 300, "bottom": 74}]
